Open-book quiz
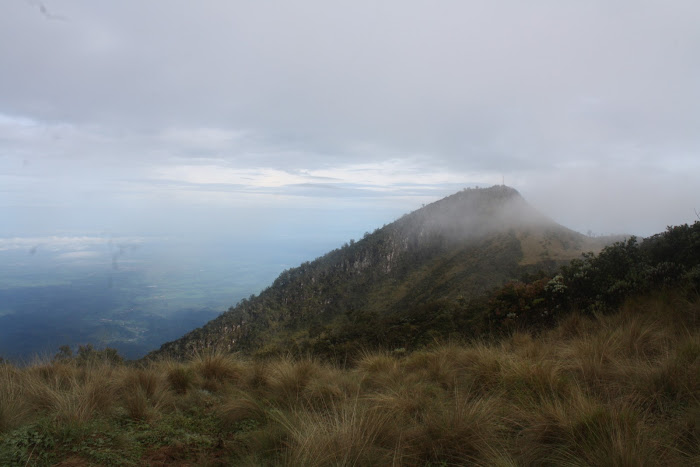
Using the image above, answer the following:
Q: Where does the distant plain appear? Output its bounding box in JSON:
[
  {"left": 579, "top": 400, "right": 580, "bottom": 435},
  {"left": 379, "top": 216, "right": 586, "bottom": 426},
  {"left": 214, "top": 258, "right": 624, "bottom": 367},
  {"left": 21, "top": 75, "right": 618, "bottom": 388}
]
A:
[{"left": 0, "top": 236, "right": 340, "bottom": 361}]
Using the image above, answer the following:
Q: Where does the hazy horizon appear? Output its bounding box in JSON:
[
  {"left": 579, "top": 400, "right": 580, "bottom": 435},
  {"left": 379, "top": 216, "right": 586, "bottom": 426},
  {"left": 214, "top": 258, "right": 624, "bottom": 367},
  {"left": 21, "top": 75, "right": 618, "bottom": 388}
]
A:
[
  {"left": 2, "top": 2, "right": 699, "bottom": 359},
  {"left": 2, "top": 1, "right": 699, "bottom": 245}
]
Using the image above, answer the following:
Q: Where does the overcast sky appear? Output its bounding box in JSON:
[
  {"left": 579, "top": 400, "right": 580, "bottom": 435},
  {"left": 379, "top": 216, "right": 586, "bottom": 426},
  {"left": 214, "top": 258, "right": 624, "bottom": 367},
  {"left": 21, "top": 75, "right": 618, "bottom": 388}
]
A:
[{"left": 2, "top": 1, "right": 699, "bottom": 245}]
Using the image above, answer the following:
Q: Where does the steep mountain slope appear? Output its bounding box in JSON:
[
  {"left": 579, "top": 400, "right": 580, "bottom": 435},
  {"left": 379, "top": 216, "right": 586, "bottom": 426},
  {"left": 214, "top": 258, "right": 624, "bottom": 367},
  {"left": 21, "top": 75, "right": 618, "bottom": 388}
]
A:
[{"left": 148, "top": 186, "right": 610, "bottom": 359}]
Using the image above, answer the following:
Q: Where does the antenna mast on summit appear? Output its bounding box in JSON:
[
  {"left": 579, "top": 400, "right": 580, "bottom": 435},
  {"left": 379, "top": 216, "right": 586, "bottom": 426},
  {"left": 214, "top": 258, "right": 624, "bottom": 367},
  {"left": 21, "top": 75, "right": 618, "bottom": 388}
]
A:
[{"left": 502, "top": 175, "right": 505, "bottom": 186}]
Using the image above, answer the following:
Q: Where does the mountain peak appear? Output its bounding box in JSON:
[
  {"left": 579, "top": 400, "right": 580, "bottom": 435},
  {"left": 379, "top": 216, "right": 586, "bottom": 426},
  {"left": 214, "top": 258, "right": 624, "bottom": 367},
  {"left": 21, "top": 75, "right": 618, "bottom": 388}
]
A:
[
  {"left": 422, "top": 185, "right": 521, "bottom": 210},
  {"left": 393, "top": 185, "right": 551, "bottom": 243},
  {"left": 147, "top": 186, "right": 601, "bottom": 360}
]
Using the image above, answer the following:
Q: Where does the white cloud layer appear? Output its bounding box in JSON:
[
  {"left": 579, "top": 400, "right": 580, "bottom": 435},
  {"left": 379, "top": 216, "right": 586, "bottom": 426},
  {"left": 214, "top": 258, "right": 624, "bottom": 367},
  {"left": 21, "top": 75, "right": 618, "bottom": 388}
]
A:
[
  {"left": 0, "top": 236, "right": 144, "bottom": 252},
  {"left": 1, "top": 1, "right": 699, "bottom": 238}
]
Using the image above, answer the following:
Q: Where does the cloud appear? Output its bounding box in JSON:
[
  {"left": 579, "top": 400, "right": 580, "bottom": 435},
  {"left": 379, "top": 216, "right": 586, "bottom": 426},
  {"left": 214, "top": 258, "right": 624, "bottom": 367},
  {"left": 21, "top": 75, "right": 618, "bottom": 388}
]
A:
[
  {"left": 56, "top": 250, "right": 101, "bottom": 260},
  {"left": 26, "top": 0, "right": 68, "bottom": 21},
  {"left": 158, "top": 127, "right": 249, "bottom": 153},
  {"left": 155, "top": 165, "right": 310, "bottom": 188},
  {"left": 0, "top": 236, "right": 145, "bottom": 252},
  {"left": 151, "top": 160, "right": 499, "bottom": 206},
  {"left": 0, "top": 1, "right": 699, "bottom": 237}
]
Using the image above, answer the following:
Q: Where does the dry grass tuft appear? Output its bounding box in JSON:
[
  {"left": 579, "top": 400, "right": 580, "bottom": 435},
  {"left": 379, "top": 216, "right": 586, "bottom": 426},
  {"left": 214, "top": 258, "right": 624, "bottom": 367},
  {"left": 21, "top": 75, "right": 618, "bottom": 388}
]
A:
[
  {"left": 191, "top": 349, "right": 244, "bottom": 391},
  {"left": 124, "top": 369, "right": 160, "bottom": 398},
  {"left": 365, "top": 381, "right": 439, "bottom": 425},
  {"left": 403, "top": 393, "right": 504, "bottom": 465},
  {"left": 514, "top": 389, "right": 672, "bottom": 465},
  {"left": 553, "top": 310, "right": 595, "bottom": 340},
  {"left": 500, "top": 358, "right": 568, "bottom": 404},
  {"left": 639, "top": 334, "right": 700, "bottom": 408},
  {"left": 265, "top": 357, "right": 323, "bottom": 406},
  {"left": 403, "top": 345, "right": 463, "bottom": 391},
  {"left": 301, "top": 366, "right": 356, "bottom": 410},
  {"left": 0, "top": 291, "right": 697, "bottom": 465},
  {"left": 0, "top": 364, "right": 31, "bottom": 432},
  {"left": 165, "top": 362, "right": 194, "bottom": 394},
  {"left": 220, "top": 391, "right": 267, "bottom": 428},
  {"left": 451, "top": 343, "right": 506, "bottom": 396},
  {"left": 277, "top": 396, "right": 398, "bottom": 466},
  {"left": 19, "top": 361, "right": 120, "bottom": 425},
  {"left": 357, "top": 351, "right": 405, "bottom": 392},
  {"left": 119, "top": 367, "right": 171, "bottom": 421},
  {"left": 240, "top": 360, "right": 269, "bottom": 393}
]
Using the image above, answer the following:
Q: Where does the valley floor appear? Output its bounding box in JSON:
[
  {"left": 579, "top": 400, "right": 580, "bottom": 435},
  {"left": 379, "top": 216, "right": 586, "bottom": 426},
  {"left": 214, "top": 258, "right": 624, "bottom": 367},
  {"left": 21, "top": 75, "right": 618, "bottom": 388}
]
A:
[{"left": 1, "top": 291, "right": 698, "bottom": 466}]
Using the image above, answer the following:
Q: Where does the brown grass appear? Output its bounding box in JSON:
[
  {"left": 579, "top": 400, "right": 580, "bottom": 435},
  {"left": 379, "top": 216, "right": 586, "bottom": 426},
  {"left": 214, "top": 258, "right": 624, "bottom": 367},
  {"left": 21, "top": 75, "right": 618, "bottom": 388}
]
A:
[
  {"left": 0, "top": 291, "right": 698, "bottom": 465},
  {"left": 0, "top": 364, "right": 31, "bottom": 432}
]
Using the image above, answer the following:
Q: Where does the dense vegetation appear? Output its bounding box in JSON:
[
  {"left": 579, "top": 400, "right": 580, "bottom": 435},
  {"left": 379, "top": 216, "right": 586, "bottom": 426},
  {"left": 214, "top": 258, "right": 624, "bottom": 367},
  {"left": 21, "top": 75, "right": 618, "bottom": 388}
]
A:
[
  {"left": 2, "top": 186, "right": 698, "bottom": 465},
  {"left": 0, "top": 289, "right": 697, "bottom": 465},
  {"left": 149, "top": 186, "right": 607, "bottom": 360},
  {"left": 487, "top": 221, "right": 700, "bottom": 329},
  {"left": 0, "top": 220, "right": 698, "bottom": 465},
  {"left": 235, "top": 222, "right": 700, "bottom": 363}
]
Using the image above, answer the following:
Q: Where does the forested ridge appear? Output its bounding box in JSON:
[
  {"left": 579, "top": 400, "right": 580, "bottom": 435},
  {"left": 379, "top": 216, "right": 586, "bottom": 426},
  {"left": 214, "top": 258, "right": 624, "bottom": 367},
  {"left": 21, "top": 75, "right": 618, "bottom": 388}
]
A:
[
  {"left": 1, "top": 219, "right": 698, "bottom": 465},
  {"left": 2, "top": 190, "right": 699, "bottom": 465},
  {"left": 148, "top": 186, "right": 614, "bottom": 360}
]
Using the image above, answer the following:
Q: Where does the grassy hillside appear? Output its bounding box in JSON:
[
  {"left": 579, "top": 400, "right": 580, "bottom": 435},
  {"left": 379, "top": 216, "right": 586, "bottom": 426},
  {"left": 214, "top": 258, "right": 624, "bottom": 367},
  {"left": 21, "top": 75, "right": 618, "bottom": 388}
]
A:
[
  {"left": 1, "top": 220, "right": 699, "bottom": 465},
  {"left": 0, "top": 290, "right": 697, "bottom": 465},
  {"left": 149, "top": 186, "right": 607, "bottom": 360}
]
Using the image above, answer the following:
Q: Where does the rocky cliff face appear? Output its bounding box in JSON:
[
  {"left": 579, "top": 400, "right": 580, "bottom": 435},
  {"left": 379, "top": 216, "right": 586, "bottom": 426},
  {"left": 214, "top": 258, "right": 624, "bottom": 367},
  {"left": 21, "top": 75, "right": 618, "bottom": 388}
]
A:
[{"left": 147, "top": 186, "right": 601, "bottom": 360}]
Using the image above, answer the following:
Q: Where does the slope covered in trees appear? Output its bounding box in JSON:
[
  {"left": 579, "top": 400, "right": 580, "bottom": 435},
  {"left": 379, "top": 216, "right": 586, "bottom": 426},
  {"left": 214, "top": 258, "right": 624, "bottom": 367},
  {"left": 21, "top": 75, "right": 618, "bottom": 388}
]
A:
[
  {"left": 149, "top": 186, "right": 612, "bottom": 360},
  {"left": 1, "top": 229, "right": 698, "bottom": 464},
  {"left": 2, "top": 213, "right": 699, "bottom": 465},
  {"left": 486, "top": 221, "right": 700, "bottom": 330},
  {"left": 280, "top": 221, "right": 700, "bottom": 361}
]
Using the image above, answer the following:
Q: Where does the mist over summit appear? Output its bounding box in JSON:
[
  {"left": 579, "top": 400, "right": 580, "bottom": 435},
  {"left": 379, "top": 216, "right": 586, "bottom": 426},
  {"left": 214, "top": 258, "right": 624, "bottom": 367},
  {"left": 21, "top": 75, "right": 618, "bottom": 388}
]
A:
[
  {"left": 2, "top": 2, "right": 698, "bottom": 462},
  {"left": 150, "top": 185, "right": 610, "bottom": 360}
]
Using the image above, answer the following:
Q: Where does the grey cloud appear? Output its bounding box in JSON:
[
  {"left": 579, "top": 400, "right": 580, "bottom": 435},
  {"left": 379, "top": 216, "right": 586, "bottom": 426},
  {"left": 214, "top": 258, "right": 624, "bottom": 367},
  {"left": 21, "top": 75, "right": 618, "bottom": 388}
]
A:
[
  {"left": 4, "top": 3, "right": 698, "bottom": 152},
  {"left": 27, "top": 0, "right": 68, "bottom": 21},
  {"left": 1, "top": 1, "right": 699, "bottom": 237}
]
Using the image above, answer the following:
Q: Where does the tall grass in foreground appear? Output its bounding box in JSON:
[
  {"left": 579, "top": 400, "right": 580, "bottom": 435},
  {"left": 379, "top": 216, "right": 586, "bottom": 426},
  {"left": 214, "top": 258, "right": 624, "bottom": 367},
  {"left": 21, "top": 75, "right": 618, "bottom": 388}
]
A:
[{"left": 0, "top": 291, "right": 698, "bottom": 466}]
